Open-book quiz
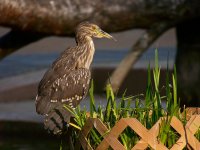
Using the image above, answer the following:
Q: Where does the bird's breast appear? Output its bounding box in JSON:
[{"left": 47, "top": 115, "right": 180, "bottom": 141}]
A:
[{"left": 77, "top": 41, "right": 95, "bottom": 69}]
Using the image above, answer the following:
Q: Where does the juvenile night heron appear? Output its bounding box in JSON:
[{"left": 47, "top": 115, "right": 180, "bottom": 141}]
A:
[{"left": 35, "top": 22, "right": 114, "bottom": 134}]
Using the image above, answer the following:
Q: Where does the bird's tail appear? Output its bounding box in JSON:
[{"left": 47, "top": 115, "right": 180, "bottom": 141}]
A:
[
  {"left": 35, "top": 95, "right": 73, "bottom": 134},
  {"left": 44, "top": 105, "right": 73, "bottom": 134}
]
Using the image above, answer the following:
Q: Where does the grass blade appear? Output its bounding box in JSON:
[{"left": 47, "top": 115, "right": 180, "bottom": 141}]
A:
[{"left": 89, "top": 80, "right": 96, "bottom": 117}]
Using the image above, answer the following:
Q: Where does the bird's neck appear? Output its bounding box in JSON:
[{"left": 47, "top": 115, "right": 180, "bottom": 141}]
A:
[{"left": 76, "top": 36, "right": 95, "bottom": 69}]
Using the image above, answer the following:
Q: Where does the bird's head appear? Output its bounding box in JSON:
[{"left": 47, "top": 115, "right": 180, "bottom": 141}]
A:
[{"left": 76, "top": 22, "right": 116, "bottom": 41}]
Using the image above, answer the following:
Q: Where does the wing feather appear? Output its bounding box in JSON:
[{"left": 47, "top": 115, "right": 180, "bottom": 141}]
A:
[{"left": 36, "top": 46, "right": 91, "bottom": 114}]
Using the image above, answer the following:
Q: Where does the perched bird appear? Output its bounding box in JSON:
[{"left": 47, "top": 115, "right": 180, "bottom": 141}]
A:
[{"left": 35, "top": 22, "right": 114, "bottom": 134}]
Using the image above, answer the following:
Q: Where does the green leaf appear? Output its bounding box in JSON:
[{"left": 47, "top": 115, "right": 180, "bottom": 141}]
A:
[
  {"left": 172, "top": 65, "right": 177, "bottom": 110},
  {"left": 89, "top": 80, "right": 96, "bottom": 117}
]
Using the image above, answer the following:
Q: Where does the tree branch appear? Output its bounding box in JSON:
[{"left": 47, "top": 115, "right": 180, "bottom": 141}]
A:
[
  {"left": 1, "top": 0, "right": 199, "bottom": 35},
  {"left": 0, "top": 30, "right": 45, "bottom": 59},
  {"left": 109, "top": 23, "right": 171, "bottom": 92}
]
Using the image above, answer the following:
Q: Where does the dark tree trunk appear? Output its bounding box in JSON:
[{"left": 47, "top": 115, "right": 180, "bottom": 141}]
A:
[
  {"left": 0, "top": 30, "right": 44, "bottom": 59},
  {"left": 176, "top": 18, "right": 200, "bottom": 107}
]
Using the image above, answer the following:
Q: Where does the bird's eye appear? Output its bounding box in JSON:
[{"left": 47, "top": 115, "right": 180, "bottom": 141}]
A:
[{"left": 92, "top": 26, "right": 97, "bottom": 30}]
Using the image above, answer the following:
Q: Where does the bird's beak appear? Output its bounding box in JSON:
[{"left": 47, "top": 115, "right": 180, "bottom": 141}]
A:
[{"left": 99, "top": 29, "right": 117, "bottom": 41}]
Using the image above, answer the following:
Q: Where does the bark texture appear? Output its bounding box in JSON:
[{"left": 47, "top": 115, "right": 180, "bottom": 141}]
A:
[
  {"left": 0, "top": 0, "right": 200, "bottom": 58},
  {"left": 0, "top": 0, "right": 200, "bottom": 35}
]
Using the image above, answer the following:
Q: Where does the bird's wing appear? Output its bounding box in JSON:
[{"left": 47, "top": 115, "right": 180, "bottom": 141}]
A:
[
  {"left": 37, "top": 46, "right": 79, "bottom": 92},
  {"left": 36, "top": 68, "right": 91, "bottom": 114},
  {"left": 51, "top": 68, "right": 91, "bottom": 108},
  {"left": 36, "top": 68, "right": 91, "bottom": 134}
]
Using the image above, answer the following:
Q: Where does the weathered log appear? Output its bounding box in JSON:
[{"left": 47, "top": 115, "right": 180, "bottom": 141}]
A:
[
  {"left": 0, "top": 0, "right": 200, "bottom": 35},
  {"left": 0, "top": 0, "right": 200, "bottom": 59}
]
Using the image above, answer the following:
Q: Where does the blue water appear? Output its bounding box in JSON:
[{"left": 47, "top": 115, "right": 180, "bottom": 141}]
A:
[{"left": 0, "top": 47, "right": 176, "bottom": 79}]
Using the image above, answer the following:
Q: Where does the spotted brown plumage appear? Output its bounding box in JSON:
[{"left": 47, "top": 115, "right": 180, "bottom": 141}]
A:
[{"left": 35, "top": 22, "right": 115, "bottom": 134}]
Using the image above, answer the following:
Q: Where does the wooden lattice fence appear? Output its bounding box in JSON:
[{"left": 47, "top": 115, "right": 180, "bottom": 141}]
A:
[{"left": 78, "top": 108, "right": 200, "bottom": 150}]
